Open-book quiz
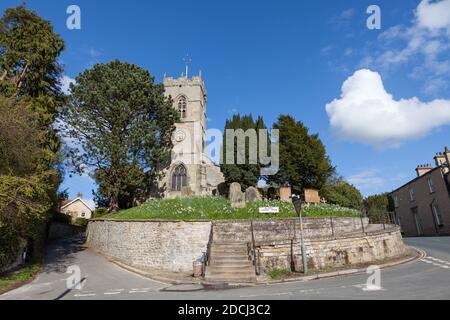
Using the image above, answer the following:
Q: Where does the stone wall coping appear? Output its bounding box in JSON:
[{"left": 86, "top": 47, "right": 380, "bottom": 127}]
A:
[
  {"left": 89, "top": 216, "right": 367, "bottom": 223},
  {"left": 89, "top": 218, "right": 213, "bottom": 223}
]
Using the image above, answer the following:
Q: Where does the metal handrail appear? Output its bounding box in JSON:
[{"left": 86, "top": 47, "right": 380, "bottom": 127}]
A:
[
  {"left": 250, "top": 220, "right": 260, "bottom": 276},
  {"left": 205, "top": 223, "right": 214, "bottom": 267}
]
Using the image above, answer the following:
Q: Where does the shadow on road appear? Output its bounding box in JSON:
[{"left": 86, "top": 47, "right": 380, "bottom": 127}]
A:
[{"left": 42, "top": 236, "right": 87, "bottom": 274}]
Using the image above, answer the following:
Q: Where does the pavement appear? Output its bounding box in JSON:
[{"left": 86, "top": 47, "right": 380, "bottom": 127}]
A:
[{"left": 1, "top": 236, "right": 450, "bottom": 300}]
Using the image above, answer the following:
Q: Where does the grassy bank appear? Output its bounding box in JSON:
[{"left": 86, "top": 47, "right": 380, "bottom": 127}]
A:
[
  {"left": 0, "top": 263, "right": 41, "bottom": 295},
  {"left": 105, "top": 196, "right": 360, "bottom": 220}
]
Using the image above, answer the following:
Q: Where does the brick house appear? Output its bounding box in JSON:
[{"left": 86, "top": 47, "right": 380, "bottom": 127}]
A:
[{"left": 390, "top": 147, "right": 450, "bottom": 237}]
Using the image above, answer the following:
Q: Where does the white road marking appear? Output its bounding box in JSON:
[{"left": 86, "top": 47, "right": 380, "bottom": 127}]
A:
[
  {"left": 129, "top": 290, "right": 149, "bottom": 294},
  {"left": 74, "top": 293, "right": 96, "bottom": 297},
  {"left": 421, "top": 256, "right": 450, "bottom": 270},
  {"left": 131, "top": 288, "right": 151, "bottom": 291},
  {"left": 104, "top": 292, "right": 121, "bottom": 295}
]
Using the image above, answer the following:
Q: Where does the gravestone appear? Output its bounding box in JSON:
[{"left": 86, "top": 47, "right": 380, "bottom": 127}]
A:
[
  {"left": 245, "top": 186, "right": 261, "bottom": 202},
  {"left": 229, "top": 183, "right": 246, "bottom": 208},
  {"left": 279, "top": 186, "right": 292, "bottom": 202},
  {"left": 181, "top": 186, "right": 193, "bottom": 197},
  {"left": 304, "top": 188, "right": 320, "bottom": 204}
]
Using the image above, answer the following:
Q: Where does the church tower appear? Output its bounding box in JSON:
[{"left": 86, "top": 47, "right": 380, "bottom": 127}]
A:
[{"left": 158, "top": 72, "right": 224, "bottom": 198}]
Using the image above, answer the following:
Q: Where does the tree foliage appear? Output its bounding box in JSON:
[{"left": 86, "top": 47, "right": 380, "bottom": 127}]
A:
[
  {"left": 321, "top": 180, "right": 363, "bottom": 210},
  {"left": 61, "top": 60, "right": 178, "bottom": 211},
  {"left": 220, "top": 114, "right": 268, "bottom": 190},
  {"left": 0, "top": 6, "right": 65, "bottom": 269},
  {"left": 363, "top": 193, "right": 394, "bottom": 223},
  {"left": 266, "top": 115, "right": 334, "bottom": 194}
]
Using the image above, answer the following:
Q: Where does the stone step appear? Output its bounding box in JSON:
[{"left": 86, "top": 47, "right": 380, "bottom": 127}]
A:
[
  {"left": 209, "top": 257, "right": 252, "bottom": 264},
  {"left": 207, "top": 265, "right": 255, "bottom": 273},
  {"left": 210, "top": 249, "right": 248, "bottom": 255},
  {"left": 211, "top": 241, "right": 249, "bottom": 246},
  {"left": 209, "top": 255, "right": 250, "bottom": 262},
  {"left": 204, "top": 271, "right": 257, "bottom": 283}
]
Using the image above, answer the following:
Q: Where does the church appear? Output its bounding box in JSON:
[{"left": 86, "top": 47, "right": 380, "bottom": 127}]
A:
[{"left": 156, "top": 72, "right": 224, "bottom": 198}]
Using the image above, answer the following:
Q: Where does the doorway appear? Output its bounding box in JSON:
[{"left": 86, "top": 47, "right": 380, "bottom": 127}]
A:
[{"left": 411, "top": 207, "right": 423, "bottom": 236}]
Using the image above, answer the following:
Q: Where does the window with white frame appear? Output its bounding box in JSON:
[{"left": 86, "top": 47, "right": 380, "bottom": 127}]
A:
[
  {"left": 427, "top": 176, "right": 435, "bottom": 193},
  {"left": 433, "top": 205, "right": 444, "bottom": 226},
  {"left": 409, "top": 188, "right": 415, "bottom": 201},
  {"left": 81, "top": 212, "right": 86, "bottom": 218}
]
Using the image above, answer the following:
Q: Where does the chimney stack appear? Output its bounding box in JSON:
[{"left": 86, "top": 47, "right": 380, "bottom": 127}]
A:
[
  {"left": 434, "top": 152, "right": 447, "bottom": 167},
  {"left": 416, "top": 164, "right": 432, "bottom": 177}
]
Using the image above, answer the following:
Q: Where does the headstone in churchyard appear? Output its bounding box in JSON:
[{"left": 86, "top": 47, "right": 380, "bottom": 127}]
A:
[
  {"left": 304, "top": 188, "right": 320, "bottom": 204},
  {"left": 245, "top": 186, "right": 261, "bottom": 202},
  {"left": 229, "top": 182, "right": 246, "bottom": 208},
  {"left": 279, "top": 186, "right": 292, "bottom": 202},
  {"left": 181, "top": 186, "right": 193, "bottom": 197}
]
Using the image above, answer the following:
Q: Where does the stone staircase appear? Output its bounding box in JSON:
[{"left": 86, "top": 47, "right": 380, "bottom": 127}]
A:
[{"left": 204, "top": 222, "right": 257, "bottom": 283}]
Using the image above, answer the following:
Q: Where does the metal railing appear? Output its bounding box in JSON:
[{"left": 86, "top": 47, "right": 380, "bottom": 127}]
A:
[{"left": 250, "top": 220, "right": 260, "bottom": 276}]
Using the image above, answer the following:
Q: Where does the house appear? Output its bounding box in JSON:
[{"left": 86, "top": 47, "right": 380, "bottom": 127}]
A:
[
  {"left": 390, "top": 147, "right": 450, "bottom": 237},
  {"left": 60, "top": 198, "right": 94, "bottom": 220}
]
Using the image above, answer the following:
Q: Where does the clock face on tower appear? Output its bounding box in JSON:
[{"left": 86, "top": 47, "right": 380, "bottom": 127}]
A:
[{"left": 174, "top": 130, "right": 186, "bottom": 143}]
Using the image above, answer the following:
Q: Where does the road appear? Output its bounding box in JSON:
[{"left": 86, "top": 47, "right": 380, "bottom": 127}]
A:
[{"left": 1, "top": 237, "right": 449, "bottom": 300}]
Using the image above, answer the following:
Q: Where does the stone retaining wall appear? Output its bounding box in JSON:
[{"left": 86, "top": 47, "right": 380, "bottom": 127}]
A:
[
  {"left": 87, "top": 220, "right": 212, "bottom": 272},
  {"left": 213, "top": 217, "right": 369, "bottom": 242},
  {"left": 256, "top": 227, "right": 406, "bottom": 272},
  {"left": 86, "top": 218, "right": 405, "bottom": 274},
  {"left": 48, "top": 222, "right": 85, "bottom": 241}
]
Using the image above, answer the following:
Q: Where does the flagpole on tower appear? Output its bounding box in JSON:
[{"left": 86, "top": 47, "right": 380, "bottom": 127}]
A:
[{"left": 183, "top": 54, "right": 192, "bottom": 78}]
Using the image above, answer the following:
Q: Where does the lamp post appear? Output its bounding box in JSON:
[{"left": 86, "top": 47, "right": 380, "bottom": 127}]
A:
[{"left": 292, "top": 194, "right": 308, "bottom": 274}]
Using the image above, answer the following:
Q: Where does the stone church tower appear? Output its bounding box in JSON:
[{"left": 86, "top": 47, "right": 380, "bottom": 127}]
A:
[{"left": 157, "top": 73, "right": 224, "bottom": 198}]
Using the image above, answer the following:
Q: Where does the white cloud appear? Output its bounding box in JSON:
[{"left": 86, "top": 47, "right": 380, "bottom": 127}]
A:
[
  {"left": 330, "top": 8, "right": 355, "bottom": 28},
  {"left": 347, "top": 170, "right": 386, "bottom": 193},
  {"left": 361, "top": 0, "right": 450, "bottom": 95},
  {"left": 347, "top": 169, "right": 409, "bottom": 196},
  {"left": 417, "top": 0, "right": 450, "bottom": 32},
  {"left": 326, "top": 69, "right": 450, "bottom": 147},
  {"left": 60, "top": 75, "right": 75, "bottom": 95}
]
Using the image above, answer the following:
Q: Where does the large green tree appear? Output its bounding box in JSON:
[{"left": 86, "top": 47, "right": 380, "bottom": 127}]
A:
[
  {"left": 61, "top": 60, "right": 178, "bottom": 212},
  {"left": 221, "top": 114, "right": 268, "bottom": 190},
  {"left": 266, "top": 115, "right": 334, "bottom": 194},
  {"left": 321, "top": 179, "right": 363, "bottom": 210},
  {"left": 0, "top": 6, "right": 65, "bottom": 268}
]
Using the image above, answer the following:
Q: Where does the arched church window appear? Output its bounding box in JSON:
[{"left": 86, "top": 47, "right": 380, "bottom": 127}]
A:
[
  {"left": 171, "top": 164, "right": 187, "bottom": 191},
  {"left": 178, "top": 96, "right": 187, "bottom": 119}
]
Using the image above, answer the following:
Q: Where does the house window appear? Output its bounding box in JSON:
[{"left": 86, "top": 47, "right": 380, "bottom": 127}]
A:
[
  {"left": 171, "top": 164, "right": 187, "bottom": 191},
  {"left": 81, "top": 212, "right": 86, "bottom": 218},
  {"left": 433, "top": 205, "right": 444, "bottom": 226},
  {"left": 409, "top": 188, "right": 415, "bottom": 201},
  {"left": 427, "top": 177, "right": 435, "bottom": 193},
  {"left": 178, "top": 96, "right": 187, "bottom": 119},
  {"left": 394, "top": 196, "right": 399, "bottom": 208}
]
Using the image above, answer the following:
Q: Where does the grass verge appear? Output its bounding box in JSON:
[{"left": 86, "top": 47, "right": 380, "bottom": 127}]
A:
[
  {"left": 0, "top": 263, "right": 41, "bottom": 295},
  {"left": 105, "top": 196, "right": 359, "bottom": 220}
]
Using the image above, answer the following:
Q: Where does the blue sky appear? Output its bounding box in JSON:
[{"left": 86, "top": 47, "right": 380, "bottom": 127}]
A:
[{"left": 2, "top": 0, "right": 450, "bottom": 206}]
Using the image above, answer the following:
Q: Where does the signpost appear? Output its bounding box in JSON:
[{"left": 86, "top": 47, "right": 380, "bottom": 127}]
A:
[
  {"left": 292, "top": 194, "right": 308, "bottom": 274},
  {"left": 258, "top": 207, "right": 280, "bottom": 214}
]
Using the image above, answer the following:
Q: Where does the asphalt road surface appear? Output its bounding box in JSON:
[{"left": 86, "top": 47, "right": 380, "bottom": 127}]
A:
[{"left": 1, "top": 236, "right": 449, "bottom": 300}]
